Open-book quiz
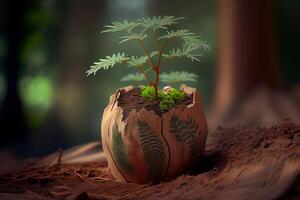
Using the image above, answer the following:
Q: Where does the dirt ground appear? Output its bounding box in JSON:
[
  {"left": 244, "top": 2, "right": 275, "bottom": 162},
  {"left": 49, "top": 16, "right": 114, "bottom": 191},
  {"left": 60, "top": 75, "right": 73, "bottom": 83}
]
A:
[{"left": 0, "top": 119, "right": 299, "bottom": 200}]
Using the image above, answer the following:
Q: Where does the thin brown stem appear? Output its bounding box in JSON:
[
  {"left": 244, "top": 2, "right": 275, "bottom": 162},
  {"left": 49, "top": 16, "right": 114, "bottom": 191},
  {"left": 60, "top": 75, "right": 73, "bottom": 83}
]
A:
[
  {"left": 137, "top": 66, "right": 153, "bottom": 86},
  {"left": 154, "top": 68, "right": 159, "bottom": 96},
  {"left": 157, "top": 38, "right": 170, "bottom": 68},
  {"left": 153, "top": 38, "right": 170, "bottom": 96},
  {"left": 137, "top": 37, "right": 171, "bottom": 97},
  {"left": 137, "top": 39, "right": 157, "bottom": 70},
  {"left": 152, "top": 30, "right": 160, "bottom": 52},
  {"left": 145, "top": 66, "right": 152, "bottom": 73},
  {"left": 123, "top": 59, "right": 153, "bottom": 86},
  {"left": 155, "top": 38, "right": 170, "bottom": 91}
]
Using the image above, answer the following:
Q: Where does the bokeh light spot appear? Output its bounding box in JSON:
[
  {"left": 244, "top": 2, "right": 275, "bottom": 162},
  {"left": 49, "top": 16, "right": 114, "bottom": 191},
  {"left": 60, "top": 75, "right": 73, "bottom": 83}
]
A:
[{"left": 19, "top": 76, "right": 54, "bottom": 109}]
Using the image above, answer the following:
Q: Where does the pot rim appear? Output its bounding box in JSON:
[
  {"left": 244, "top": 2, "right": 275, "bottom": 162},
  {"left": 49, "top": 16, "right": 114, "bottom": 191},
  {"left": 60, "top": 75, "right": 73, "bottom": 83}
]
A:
[{"left": 111, "top": 84, "right": 198, "bottom": 117}]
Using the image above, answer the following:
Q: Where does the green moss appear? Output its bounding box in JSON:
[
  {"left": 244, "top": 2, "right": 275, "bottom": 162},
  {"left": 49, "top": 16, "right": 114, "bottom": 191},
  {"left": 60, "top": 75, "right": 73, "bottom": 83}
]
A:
[
  {"left": 140, "top": 85, "right": 166, "bottom": 101},
  {"left": 168, "top": 88, "right": 185, "bottom": 102},
  {"left": 159, "top": 96, "right": 175, "bottom": 111},
  {"left": 140, "top": 86, "right": 187, "bottom": 111},
  {"left": 140, "top": 85, "right": 156, "bottom": 101},
  {"left": 158, "top": 90, "right": 166, "bottom": 99}
]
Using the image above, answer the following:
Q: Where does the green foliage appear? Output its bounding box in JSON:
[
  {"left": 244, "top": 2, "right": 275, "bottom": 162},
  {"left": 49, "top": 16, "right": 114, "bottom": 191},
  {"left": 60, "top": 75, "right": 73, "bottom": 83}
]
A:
[
  {"left": 101, "top": 20, "right": 139, "bottom": 33},
  {"left": 137, "top": 119, "right": 166, "bottom": 180},
  {"left": 158, "top": 29, "right": 210, "bottom": 59},
  {"left": 140, "top": 85, "right": 156, "bottom": 101},
  {"left": 163, "top": 44, "right": 202, "bottom": 61},
  {"left": 168, "top": 88, "right": 186, "bottom": 102},
  {"left": 101, "top": 16, "right": 183, "bottom": 34},
  {"left": 87, "top": 16, "right": 210, "bottom": 97},
  {"left": 160, "top": 71, "right": 198, "bottom": 84},
  {"left": 112, "top": 125, "right": 133, "bottom": 173},
  {"left": 159, "top": 88, "right": 186, "bottom": 111},
  {"left": 159, "top": 96, "right": 175, "bottom": 111},
  {"left": 121, "top": 73, "right": 146, "bottom": 83},
  {"left": 158, "top": 29, "right": 193, "bottom": 40},
  {"left": 140, "top": 85, "right": 165, "bottom": 101},
  {"left": 138, "top": 16, "right": 184, "bottom": 31},
  {"left": 127, "top": 51, "right": 158, "bottom": 67},
  {"left": 119, "top": 33, "right": 147, "bottom": 44},
  {"left": 86, "top": 53, "right": 129, "bottom": 76},
  {"left": 182, "top": 35, "right": 211, "bottom": 51},
  {"left": 19, "top": 76, "right": 54, "bottom": 109},
  {"left": 170, "top": 115, "right": 199, "bottom": 156},
  {"left": 140, "top": 86, "right": 187, "bottom": 111},
  {"left": 127, "top": 56, "right": 148, "bottom": 67}
]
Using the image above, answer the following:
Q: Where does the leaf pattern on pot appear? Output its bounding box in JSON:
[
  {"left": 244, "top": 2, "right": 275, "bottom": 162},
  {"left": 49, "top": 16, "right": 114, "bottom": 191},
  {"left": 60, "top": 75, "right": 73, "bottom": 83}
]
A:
[
  {"left": 137, "top": 119, "right": 166, "bottom": 180},
  {"left": 112, "top": 125, "right": 133, "bottom": 173},
  {"left": 170, "top": 115, "right": 200, "bottom": 156}
]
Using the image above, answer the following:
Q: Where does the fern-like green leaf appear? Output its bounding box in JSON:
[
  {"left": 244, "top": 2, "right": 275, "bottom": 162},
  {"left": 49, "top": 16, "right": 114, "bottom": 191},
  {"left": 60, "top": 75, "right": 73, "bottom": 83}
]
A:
[
  {"left": 163, "top": 44, "right": 202, "bottom": 62},
  {"left": 170, "top": 115, "right": 200, "bottom": 156},
  {"left": 127, "top": 52, "right": 158, "bottom": 67},
  {"left": 88, "top": 16, "right": 210, "bottom": 81},
  {"left": 159, "top": 30, "right": 210, "bottom": 51},
  {"left": 158, "top": 29, "right": 193, "bottom": 40},
  {"left": 127, "top": 56, "right": 148, "bottom": 67},
  {"left": 119, "top": 33, "right": 147, "bottom": 44},
  {"left": 138, "top": 16, "right": 184, "bottom": 31},
  {"left": 112, "top": 125, "right": 133, "bottom": 173},
  {"left": 121, "top": 73, "right": 146, "bottom": 82},
  {"left": 137, "top": 119, "right": 166, "bottom": 180},
  {"left": 101, "top": 20, "right": 139, "bottom": 33},
  {"left": 160, "top": 71, "right": 198, "bottom": 84},
  {"left": 182, "top": 35, "right": 211, "bottom": 51},
  {"left": 86, "top": 53, "right": 129, "bottom": 76}
]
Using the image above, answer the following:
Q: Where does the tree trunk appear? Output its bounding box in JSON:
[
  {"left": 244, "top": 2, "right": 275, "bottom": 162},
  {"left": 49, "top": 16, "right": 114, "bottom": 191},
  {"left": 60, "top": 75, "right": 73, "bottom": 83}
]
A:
[
  {"left": 0, "top": 0, "right": 28, "bottom": 144},
  {"left": 213, "top": 0, "right": 282, "bottom": 117}
]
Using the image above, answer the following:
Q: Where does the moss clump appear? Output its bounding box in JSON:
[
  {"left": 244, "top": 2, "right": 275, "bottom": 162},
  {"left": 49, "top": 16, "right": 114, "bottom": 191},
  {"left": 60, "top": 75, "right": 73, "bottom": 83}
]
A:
[
  {"left": 159, "top": 96, "right": 175, "bottom": 111},
  {"left": 140, "top": 85, "right": 166, "bottom": 101},
  {"left": 168, "top": 88, "right": 186, "bottom": 102},
  {"left": 140, "top": 86, "right": 186, "bottom": 111}
]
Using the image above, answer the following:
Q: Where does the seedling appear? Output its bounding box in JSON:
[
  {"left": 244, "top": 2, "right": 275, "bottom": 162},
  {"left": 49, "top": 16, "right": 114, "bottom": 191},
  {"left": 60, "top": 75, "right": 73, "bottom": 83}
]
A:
[
  {"left": 87, "top": 16, "right": 209, "bottom": 97},
  {"left": 94, "top": 17, "right": 210, "bottom": 184}
]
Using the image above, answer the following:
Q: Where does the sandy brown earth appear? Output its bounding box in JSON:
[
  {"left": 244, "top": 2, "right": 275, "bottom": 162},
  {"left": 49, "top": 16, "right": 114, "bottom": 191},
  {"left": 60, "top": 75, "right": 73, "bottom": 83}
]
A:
[{"left": 0, "top": 119, "right": 299, "bottom": 200}]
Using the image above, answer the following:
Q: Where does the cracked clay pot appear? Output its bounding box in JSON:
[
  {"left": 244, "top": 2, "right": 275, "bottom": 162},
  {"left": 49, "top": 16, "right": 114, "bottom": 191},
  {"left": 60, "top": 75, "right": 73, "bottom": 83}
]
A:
[{"left": 101, "top": 85, "right": 208, "bottom": 184}]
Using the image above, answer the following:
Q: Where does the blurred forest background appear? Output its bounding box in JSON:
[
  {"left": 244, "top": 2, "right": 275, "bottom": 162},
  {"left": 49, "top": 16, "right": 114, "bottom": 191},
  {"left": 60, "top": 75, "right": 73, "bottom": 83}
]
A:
[{"left": 0, "top": 0, "right": 300, "bottom": 158}]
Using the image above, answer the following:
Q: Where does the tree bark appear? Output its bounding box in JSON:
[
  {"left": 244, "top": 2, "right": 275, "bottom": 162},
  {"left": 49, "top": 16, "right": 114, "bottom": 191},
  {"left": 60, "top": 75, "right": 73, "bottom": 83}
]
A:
[{"left": 213, "top": 0, "right": 282, "bottom": 116}]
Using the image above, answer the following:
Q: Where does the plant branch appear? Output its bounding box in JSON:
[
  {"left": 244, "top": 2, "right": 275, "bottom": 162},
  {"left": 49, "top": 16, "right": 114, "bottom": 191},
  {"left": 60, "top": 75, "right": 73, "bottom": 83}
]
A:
[
  {"left": 157, "top": 38, "right": 170, "bottom": 69},
  {"left": 152, "top": 30, "right": 160, "bottom": 52},
  {"left": 160, "top": 55, "right": 176, "bottom": 65},
  {"left": 152, "top": 38, "right": 171, "bottom": 97},
  {"left": 145, "top": 66, "right": 152, "bottom": 73},
  {"left": 137, "top": 66, "right": 154, "bottom": 86},
  {"left": 123, "top": 60, "right": 153, "bottom": 86},
  {"left": 137, "top": 39, "right": 157, "bottom": 70}
]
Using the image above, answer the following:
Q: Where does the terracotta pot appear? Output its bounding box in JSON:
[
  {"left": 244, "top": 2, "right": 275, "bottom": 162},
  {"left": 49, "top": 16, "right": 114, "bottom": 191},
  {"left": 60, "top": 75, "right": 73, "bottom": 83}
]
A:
[{"left": 101, "top": 85, "right": 208, "bottom": 184}]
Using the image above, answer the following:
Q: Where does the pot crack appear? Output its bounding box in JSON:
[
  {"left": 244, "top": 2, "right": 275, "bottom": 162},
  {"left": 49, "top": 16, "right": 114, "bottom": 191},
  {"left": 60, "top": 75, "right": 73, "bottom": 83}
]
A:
[
  {"left": 106, "top": 120, "right": 129, "bottom": 182},
  {"left": 160, "top": 116, "right": 171, "bottom": 178}
]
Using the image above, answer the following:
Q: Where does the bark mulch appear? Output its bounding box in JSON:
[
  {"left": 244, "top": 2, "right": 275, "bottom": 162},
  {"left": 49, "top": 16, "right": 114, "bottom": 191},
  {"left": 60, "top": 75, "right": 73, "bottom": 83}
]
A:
[{"left": 0, "top": 119, "right": 299, "bottom": 200}]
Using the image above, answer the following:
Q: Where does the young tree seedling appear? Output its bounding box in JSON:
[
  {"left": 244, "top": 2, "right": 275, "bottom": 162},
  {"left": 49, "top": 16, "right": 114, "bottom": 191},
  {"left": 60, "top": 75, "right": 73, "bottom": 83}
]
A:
[{"left": 87, "top": 16, "right": 209, "bottom": 97}]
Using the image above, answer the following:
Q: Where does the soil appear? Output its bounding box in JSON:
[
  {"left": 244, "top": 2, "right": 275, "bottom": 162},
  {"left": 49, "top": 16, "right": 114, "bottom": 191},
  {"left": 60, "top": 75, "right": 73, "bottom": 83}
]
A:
[
  {"left": 0, "top": 119, "right": 299, "bottom": 200},
  {"left": 117, "top": 88, "right": 193, "bottom": 120}
]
